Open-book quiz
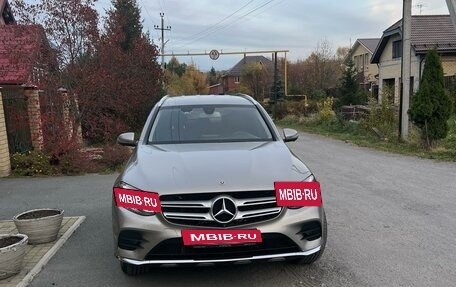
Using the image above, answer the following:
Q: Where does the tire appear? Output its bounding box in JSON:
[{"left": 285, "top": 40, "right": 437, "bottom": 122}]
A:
[
  {"left": 288, "top": 210, "right": 327, "bottom": 265},
  {"left": 120, "top": 261, "right": 146, "bottom": 276}
]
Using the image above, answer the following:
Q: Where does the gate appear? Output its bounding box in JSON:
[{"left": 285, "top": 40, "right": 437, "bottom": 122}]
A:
[{"left": 1, "top": 87, "right": 33, "bottom": 153}]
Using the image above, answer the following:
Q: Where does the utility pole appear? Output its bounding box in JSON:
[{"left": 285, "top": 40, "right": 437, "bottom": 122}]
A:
[
  {"left": 154, "top": 13, "right": 171, "bottom": 70},
  {"left": 446, "top": 0, "right": 456, "bottom": 31},
  {"left": 399, "top": 0, "right": 412, "bottom": 141}
]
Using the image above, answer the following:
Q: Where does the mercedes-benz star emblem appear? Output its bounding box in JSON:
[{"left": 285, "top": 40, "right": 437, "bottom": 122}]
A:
[{"left": 211, "top": 196, "right": 237, "bottom": 224}]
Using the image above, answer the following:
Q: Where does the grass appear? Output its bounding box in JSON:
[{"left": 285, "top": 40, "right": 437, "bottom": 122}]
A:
[{"left": 276, "top": 115, "right": 456, "bottom": 162}]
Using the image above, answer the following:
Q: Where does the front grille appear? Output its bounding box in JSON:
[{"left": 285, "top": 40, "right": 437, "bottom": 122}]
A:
[
  {"left": 145, "top": 233, "right": 300, "bottom": 260},
  {"left": 160, "top": 190, "right": 282, "bottom": 227}
]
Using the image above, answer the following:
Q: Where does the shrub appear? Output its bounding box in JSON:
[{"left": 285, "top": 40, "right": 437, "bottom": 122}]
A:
[
  {"left": 56, "top": 148, "right": 97, "bottom": 175},
  {"left": 11, "top": 151, "right": 54, "bottom": 176},
  {"left": 268, "top": 98, "right": 319, "bottom": 120},
  {"left": 316, "top": 97, "right": 335, "bottom": 123},
  {"left": 99, "top": 145, "right": 131, "bottom": 171},
  {"left": 361, "top": 91, "right": 397, "bottom": 140},
  {"left": 448, "top": 90, "right": 456, "bottom": 116}
]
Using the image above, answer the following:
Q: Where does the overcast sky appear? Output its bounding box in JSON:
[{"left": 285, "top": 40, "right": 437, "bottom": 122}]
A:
[{"left": 95, "top": 0, "right": 449, "bottom": 71}]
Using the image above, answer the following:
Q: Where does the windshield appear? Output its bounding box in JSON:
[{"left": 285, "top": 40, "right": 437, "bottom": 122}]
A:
[{"left": 148, "top": 104, "right": 273, "bottom": 144}]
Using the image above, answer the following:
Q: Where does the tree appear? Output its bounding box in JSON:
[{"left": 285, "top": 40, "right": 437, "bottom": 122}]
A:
[
  {"left": 241, "top": 62, "right": 269, "bottom": 101},
  {"left": 207, "top": 67, "right": 218, "bottom": 86},
  {"left": 286, "top": 41, "right": 345, "bottom": 97},
  {"left": 166, "top": 64, "right": 208, "bottom": 96},
  {"left": 12, "top": 0, "right": 100, "bottom": 146},
  {"left": 12, "top": 0, "right": 162, "bottom": 145},
  {"left": 167, "top": 56, "right": 187, "bottom": 77},
  {"left": 80, "top": 9, "right": 162, "bottom": 143},
  {"left": 409, "top": 49, "right": 453, "bottom": 147},
  {"left": 338, "top": 59, "right": 362, "bottom": 107},
  {"left": 107, "top": 0, "right": 142, "bottom": 51},
  {"left": 12, "top": 0, "right": 99, "bottom": 67}
]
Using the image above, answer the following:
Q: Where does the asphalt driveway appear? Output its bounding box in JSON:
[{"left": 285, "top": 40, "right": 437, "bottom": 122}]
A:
[{"left": 1, "top": 132, "right": 455, "bottom": 286}]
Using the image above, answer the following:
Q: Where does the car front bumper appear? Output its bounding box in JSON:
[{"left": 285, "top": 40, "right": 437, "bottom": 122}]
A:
[{"left": 113, "top": 205, "right": 324, "bottom": 265}]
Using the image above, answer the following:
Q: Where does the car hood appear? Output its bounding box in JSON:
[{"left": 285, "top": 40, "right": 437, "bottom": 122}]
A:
[{"left": 121, "top": 141, "right": 310, "bottom": 194}]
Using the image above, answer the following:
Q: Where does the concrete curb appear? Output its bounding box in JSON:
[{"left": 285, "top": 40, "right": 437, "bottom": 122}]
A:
[{"left": 16, "top": 216, "right": 86, "bottom": 287}]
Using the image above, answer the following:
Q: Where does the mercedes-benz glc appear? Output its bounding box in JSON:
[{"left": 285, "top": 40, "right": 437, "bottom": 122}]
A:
[{"left": 112, "top": 94, "right": 327, "bottom": 275}]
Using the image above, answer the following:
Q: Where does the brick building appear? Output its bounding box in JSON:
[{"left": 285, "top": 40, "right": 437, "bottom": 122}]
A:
[
  {"left": 0, "top": 0, "right": 51, "bottom": 176},
  {"left": 210, "top": 56, "right": 273, "bottom": 95}
]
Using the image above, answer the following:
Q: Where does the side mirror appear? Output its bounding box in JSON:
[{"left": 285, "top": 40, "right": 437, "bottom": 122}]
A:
[
  {"left": 117, "top": 132, "right": 136, "bottom": 147},
  {"left": 283, "top": 128, "right": 299, "bottom": 142}
]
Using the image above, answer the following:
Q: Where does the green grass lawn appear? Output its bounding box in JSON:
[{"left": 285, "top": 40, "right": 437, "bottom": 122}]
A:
[{"left": 277, "top": 115, "right": 456, "bottom": 162}]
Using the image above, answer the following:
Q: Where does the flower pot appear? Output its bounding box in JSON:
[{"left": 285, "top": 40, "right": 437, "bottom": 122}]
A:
[
  {"left": 13, "top": 208, "right": 64, "bottom": 244},
  {"left": 0, "top": 234, "right": 28, "bottom": 279}
]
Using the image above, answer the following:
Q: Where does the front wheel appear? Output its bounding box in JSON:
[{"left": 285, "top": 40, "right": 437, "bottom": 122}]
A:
[
  {"left": 288, "top": 210, "right": 327, "bottom": 265},
  {"left": 120, "top": 261, "right": 146, "bottom": 276}
]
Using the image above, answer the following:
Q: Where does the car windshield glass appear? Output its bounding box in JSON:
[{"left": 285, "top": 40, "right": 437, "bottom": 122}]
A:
[{"left": 148, "top": 105, "right": 273, "bottom": 144}]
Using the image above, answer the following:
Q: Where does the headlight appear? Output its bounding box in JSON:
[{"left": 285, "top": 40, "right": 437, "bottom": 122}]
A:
[
  {"left": 114, "top": 182, "right": 156, "bottom": 216},
  {"left": 303, "top": 174, "right": 316, "bottom": 182},
  {"left": 287, "top": 174, "right": 316, "bottom": 209}
]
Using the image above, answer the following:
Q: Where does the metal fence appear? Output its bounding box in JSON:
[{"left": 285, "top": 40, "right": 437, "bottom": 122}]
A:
[{"left": 1, "top": 87, "right": 33, "bottom": 153}]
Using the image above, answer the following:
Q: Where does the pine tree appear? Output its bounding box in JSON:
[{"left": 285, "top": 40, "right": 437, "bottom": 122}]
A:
[
  {"left": 109, "top": 0, "right": 143, "bottom": 51},
  {"left": 409, "top": 49, "right": 453, "bottom": 147},
  {"left": 339, "top": 59, "right": 362, "bottom": 107},
  {"left": 208, "top": 67, "right": 218, "bottom": 85}
]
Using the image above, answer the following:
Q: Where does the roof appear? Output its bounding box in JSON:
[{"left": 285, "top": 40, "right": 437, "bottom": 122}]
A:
[
  {"left": 372, "top": 15, "right": 456, "bottom": 63},
  {"left": 0, "top": 0, "right": 16, "bottom": 24},
  {"left": 345, "top": 38, "right": 380, "bottom": 64},
  {"left": 357, "top": 38, "right": 381, "bottom": 53},
  {"left": 0, "top": 25, "right": 48, "bottom": 85},
  {"left": 161, "top": 95, "right": 254, "bottom": 107},
  {"left": 225, "top": 55, "right": 273, "bottom": 77}
]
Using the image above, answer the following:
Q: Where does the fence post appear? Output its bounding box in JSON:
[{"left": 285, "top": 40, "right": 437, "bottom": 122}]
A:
[
  {"left": 59, "top": 88, "right": 83, "bottom": 145},
  {"left": 24, "top": 85, "right": 44, "bottom": 150},
  {"left": 59, "top": 88, "right": 72, "bottom": 141},
  {"left": 0, "top": 88, "right": 12, "bottom": 177},
  {"left": 73, "top": 94, "right": 83, "bottom": 145}
]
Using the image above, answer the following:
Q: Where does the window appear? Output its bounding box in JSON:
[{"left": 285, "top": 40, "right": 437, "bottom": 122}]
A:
[
  {"left": 392, "top": 40, "right": 402, "bottom": 59},
  {"left": 234, "top": 76, "right": 240, "bottom": 83},
  {"left": 148, "top": 105, "right": 273, "bottom": 144}
]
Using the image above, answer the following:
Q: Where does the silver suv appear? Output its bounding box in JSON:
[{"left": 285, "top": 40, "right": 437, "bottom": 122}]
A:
[{"left": 112, "top": 94, "right": 327, "bottom": 275}]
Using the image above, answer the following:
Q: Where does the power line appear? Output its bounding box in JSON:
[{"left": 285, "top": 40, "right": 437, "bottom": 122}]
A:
[
  {"left": 171, "top": 0, "right": 276, "bottom": 51},
  {"left": 172, "top": 0, "right": 274, "bottom": 49},
  {"left": 138, "top": 0, "right": 161, "bottom": 41},
  {"left": 171, "top": 0, "right": 255, "bottom": 46}
]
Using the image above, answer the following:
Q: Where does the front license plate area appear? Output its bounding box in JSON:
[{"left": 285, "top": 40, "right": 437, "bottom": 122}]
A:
[{"left": 181, "top": 229, "right": 262, "bottom": 246}]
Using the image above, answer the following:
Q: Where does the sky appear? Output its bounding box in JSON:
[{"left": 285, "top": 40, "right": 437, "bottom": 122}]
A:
[{"left": 94, "top": 0, "right": 449, "bottom": 71}]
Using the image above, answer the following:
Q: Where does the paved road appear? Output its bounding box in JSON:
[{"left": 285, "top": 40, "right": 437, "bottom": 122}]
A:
[{"left": 1, "top": 132, "right": 455, "bottom": 286}]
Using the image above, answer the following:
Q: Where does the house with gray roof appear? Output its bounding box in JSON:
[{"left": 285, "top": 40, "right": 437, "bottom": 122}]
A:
[
  {"left": 346, "top": 38, "right": 381, "bottom": 97},
  {"left": 217, "top": 55, "right": 273, "bottom": 96},
  {"left": 371, "top": 15, "right": 456, "bottom": 104}
]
